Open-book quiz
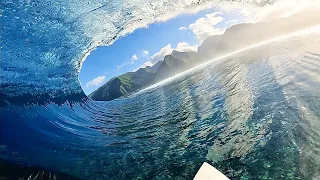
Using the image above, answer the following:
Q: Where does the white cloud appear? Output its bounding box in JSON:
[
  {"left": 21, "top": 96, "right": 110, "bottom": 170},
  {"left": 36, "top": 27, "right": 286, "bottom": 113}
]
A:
[
  {"left": 142, "top": 50, "right": 149, "bottom": 56},
  {"left": 149, "top": 44, "right": 173, "bottom": 64},
  {"left": 188, "top": 12, "right": 225, "bottom": 43},
  {"left": 225, "top": 19, "right": 237, "bottom": 24},
  {"left": 179, "top": 26, "right": 187, "bottom": 31},
  {"left": 85, "top": 76, "right": 106, "bottom": 88},
  {"left": 176, "top": 42, "right": 197, "bottom": 52},
  {"left": 131, "top": 54, "right": 138, "bottom": 61},
  {"left": 114, "top": 62, "right": 127, "bottom": 71},
  {"left": 131, "top": 54, "right": 138, "bottom": 64}
]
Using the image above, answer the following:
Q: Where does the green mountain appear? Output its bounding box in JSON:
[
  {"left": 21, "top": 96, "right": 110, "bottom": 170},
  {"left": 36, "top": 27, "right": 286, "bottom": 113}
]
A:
[
  {"left": 89, "top": 9, "right": 320, "bottom": 101},
  {"left": 89, "top": 67, "right": 157, "bottom": 101}
]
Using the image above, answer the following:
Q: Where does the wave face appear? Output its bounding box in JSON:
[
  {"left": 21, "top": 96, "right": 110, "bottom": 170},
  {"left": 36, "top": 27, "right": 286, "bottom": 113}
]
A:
[
  {"left": 1, "top": 0, "right": 320, "bottom": 179},
  {"left": 2, "top": 29, "right": 320, "bottom": 179}
]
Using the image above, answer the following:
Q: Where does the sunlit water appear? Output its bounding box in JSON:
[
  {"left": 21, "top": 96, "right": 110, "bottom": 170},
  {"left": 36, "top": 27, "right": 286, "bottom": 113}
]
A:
[{"left": 1, "top": 31, "right": 320, "bottom": 179}]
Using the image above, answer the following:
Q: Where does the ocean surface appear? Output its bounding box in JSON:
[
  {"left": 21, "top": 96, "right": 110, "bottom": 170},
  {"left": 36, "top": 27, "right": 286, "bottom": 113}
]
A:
[{"left": 1, "top": 27, "right": 320, "bottom": 179}]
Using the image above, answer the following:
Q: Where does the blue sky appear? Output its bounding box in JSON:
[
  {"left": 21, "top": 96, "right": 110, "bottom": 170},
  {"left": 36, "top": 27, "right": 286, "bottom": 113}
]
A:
[{"left": 79, "top": 8, "right": 243, "bottom": 94}]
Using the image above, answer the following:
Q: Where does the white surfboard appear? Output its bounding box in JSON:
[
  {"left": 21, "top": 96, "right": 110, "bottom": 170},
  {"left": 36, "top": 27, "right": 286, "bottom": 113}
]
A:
[{"left": 194, "top": 162, "right": 229, "bottom": 180}]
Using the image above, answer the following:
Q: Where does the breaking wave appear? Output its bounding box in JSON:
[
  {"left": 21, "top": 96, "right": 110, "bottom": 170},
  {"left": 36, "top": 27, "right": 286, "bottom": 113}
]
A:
[{"left": 1, "top": 0, "right": 320, "bottom": 179}]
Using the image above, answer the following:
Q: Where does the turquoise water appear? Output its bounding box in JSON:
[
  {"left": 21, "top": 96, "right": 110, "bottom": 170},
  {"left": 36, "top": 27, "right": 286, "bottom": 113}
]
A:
[{"left": 1, "top": 31, "right": 320, "bottom": 179}]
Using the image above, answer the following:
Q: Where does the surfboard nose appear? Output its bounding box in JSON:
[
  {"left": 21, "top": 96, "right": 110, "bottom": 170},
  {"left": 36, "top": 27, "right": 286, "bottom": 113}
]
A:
[{"left": 194, "top": 162, "right": 229, "bottom": 180}]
